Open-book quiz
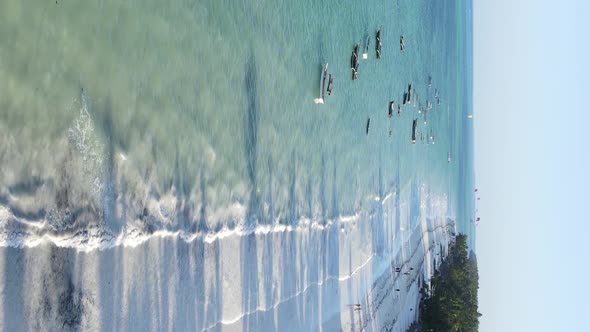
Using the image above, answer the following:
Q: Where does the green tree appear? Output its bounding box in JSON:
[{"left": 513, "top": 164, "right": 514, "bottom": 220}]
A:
[{"left": 419, "top": 234, "right": 480, "bottom": 332}]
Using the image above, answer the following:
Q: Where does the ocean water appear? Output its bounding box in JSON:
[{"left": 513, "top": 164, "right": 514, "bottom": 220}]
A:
[{"left": 0, "top": 0, "right": 473, "bottom": 330}]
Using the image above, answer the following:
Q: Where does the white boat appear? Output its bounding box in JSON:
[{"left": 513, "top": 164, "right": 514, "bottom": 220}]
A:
[
  {"left": 314, "top": 63, "right": 328, "bottom": 104},
  {"left": 448, "top": 152, "right": 451, "bottom": 163},
  {"left": 376, "top": 27, "right": 382, "bottom": 59},
  {"left": 363, "top": 35, "right": 370, "bottom": 59}
]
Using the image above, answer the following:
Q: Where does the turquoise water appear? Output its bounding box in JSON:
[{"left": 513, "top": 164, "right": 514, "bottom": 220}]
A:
[
  {"left": 0, "top": 0, "right": 472, "bottom": 238},
  {"left": 0, "top": 0, "right": 473, "bottom": 330}
]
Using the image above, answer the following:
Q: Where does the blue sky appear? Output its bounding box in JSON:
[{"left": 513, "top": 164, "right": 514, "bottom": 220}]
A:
[{"left": 474, "top": 0, "right": 590, "bottom": 331}]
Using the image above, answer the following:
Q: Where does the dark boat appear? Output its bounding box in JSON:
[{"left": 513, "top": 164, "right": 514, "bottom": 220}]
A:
[
  {"left": 388, "top": 101, "right": 394, "bottom": 117},
  {"left": 411, "top": 119, "right": 417, "bottom": 143},
  {"left": 366, "top": 117, "right": 371, "bottom": 134},
  {"left": 321, "top": 63, "right": 328, "bottom": 99},
  {"left": 327, "top": 74, "right": 334, "bottom": 95},
  {"left": 376, "top": 27, "right": 382, "bottom": 59},
  {"left": 351, "top": 43, "right": 360, "bottom": 80}
]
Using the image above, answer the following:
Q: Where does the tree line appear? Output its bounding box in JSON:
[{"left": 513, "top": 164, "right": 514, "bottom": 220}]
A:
[{"left": 419, "top": 234, "right": 481, "bottom": 331}]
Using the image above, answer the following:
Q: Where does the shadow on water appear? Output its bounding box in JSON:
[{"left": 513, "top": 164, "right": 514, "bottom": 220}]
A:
[
  {"left": 409, "top": 179, "right": 421, "bottom": 232},
  {"left": 2, "top": 247, "right": 25, "bottom": 331},
  {"left": 323, "top": 156, "right": 342, "bottom": 330},
  {"left": 286, "top": 151, "right": 298, "bottom": 226},
  {"left": 174, "top": 240, "right": 191, "bottom": 330},
  {"left": 372, "top": 155, "right": 385, "bottom": 256},
  {"left": 194, "top": 235, "right": 206, "bottom": 330},
  {"left": 201, "top": 239, "right": 223, "bottom": 332},
  {"left": 173, "top": 148, "right": 193, "bottom": 231},
  {"left": 197, "top": 170, "right": 210, "bottom": 233},
  {"left": 266, "top": 157, "right": 275, "bottom": 225},
  {"left": 98, "top": 244, "right": 118, "bottom": 331},
  {"left": 241, "top": 52, "right": 260, "bottom": 331},
  {"left": 261, "top": 158, "right": 276, "bottom": 329},
  {"left": 276, "top": 152, "right": 300, "bottom": 330},
  {"left": 394, "top": 163, "right": 401, "bottom": 242},
  {"left": 240, "top": 232, "right": 259, "bottom": 331},
  {"left": 99, "top": 97, "right": 118, "bottom": 233},
  {"left": 244, "top": 52, "right": 260, "bottom": 229},
  {"left": 319, "top": 156, "right": 327, "bottom": 225}
]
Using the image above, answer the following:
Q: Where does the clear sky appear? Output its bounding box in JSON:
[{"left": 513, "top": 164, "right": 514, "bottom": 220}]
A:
[{"left": 474, "top": 0, "right": 590, "bottom": 331}]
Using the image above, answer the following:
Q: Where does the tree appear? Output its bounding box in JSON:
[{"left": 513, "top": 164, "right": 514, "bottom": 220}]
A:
[{"left": 419, "top": 234, "right": 480, "bottom": 332}]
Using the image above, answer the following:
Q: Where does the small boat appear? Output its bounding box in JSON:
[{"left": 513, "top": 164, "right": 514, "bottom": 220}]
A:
[
  {"left": 351, "top": 43, "right": 360, "bottom": 80},
  {"left": 376, "top": 27, "right": 382, "bottom": 59},
  {"left": 400, "top": 35, "right": 405, "bottom": 52},
  {"left": 398, "top": 104, "right": 401, "bottom": 116},
  {"left": 363, "top": 35, "right": 370, "bottom": 59},
  {"left": 321, "top": 63, "right": 328, "bottom": 99},
  {"left": 327, "top": 74, "right": 334, "bottom": 96},
  {"left": 448, "top": 152, "right": 451, "bottom": 163},
  {"left": 389, "top": 101, "right": 395, "bottom": 117},
  {"left": 428, "top": 75, "right": 432, "bottom": 86},
  {"left": 313, "top": 63, "right": 328, "bottom": 104},
  {"left": 366, "top": 117, "right": 371, "bottom": 134},
  {"left": 411, "top": 119, "right": 417, "bottom": 143}
]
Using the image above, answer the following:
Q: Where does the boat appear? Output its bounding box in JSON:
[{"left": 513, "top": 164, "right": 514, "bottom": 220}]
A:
[
  {"left": 351, "top": 43, "right": 360, "bottom": 80},
  {"left": 411, "top": 119, "right": 417, "bottom": 143},
  {"left": 327, "top": 74, "right": 334, "bottom": 96},
  {"left": 321, "top": 63, "right": 328, "bottom": 99},
  {"left": 313, "top": 63, "right": 328, "bottom": 104},
  {"left": 366, "top": 117, "right": 371, "bottom": 134},
  {"left": 388, "top": 101, "right": 394, "bottom": 117},
  {"left": 448, "top": 152, "right": 451, "bottom": 163},
  {"left": 376, "top": 27, "right": 382, "bottom": 59},
  {"left": 400, "top": 35, "right": 405, "bottom": 52},
  {"left": 363, "top": 35, "right": 370, "bottom": 59},
  {"left": 428, "top": 75, "right": 432, "bottom": 86},
  {"left": 398, "top": 104, "right": 401, "bottom": 116}
]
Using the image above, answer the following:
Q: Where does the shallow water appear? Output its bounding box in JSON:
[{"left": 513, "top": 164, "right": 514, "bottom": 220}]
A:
[{"left": 0, "top": 0, "right": 473, "bottom": 330}]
